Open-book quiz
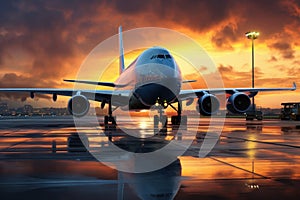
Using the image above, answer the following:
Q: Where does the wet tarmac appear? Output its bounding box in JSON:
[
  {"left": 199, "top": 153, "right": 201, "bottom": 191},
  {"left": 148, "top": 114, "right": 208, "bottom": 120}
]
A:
[{"left": 0, "top": 116, "right": 300, "bottom": 199}]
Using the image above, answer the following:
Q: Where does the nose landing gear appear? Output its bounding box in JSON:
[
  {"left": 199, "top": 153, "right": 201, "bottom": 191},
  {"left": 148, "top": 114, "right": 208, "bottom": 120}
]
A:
[
  {"left": 153, "top": 101, "right": 187, "bottom": 131},
  {"left": 153, "top": 106, "right": 168, "bottom": 133}
]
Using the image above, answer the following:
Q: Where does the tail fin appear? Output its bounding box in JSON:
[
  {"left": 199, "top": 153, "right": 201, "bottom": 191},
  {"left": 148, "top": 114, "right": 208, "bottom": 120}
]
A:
[{"left": 119, "top": 26, "right": 125, "bottom": 75}]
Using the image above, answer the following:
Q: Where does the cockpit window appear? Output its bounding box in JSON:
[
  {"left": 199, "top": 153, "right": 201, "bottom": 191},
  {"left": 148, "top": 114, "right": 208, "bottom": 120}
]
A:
[{"left": 150, "top": 54, "right": 172, "bottom": 59}]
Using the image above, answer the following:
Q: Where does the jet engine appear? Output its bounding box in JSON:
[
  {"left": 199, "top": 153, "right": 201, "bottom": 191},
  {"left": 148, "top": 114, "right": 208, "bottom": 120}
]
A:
[
  {"left": 197, "top": 94, "right": 220, "bottom": 116},
  {"left": 67, "top": 95, "right": 90, "bottom": 117},
  {"left": 226, "top": 92, "right": 251, "bottom": 114}
]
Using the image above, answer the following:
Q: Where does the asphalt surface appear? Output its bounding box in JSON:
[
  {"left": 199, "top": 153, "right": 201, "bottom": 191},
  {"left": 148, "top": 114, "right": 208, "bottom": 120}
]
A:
[{"left": 0, "top": 116, "right": 299, "bottom": 200}]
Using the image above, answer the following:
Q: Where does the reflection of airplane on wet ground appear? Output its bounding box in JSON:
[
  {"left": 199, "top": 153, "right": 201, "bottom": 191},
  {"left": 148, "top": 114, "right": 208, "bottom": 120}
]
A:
[
  {"left": 119, "top": 159, "right": 181, "bottom": 200},
  {"left": 1, "top": 144, "right": 181, "bottom": 200},
  {"left": 1, "top": 122, "right": 182, "bottom": 200},
  {"left": 0, "top": 26, "right": 296, "bottom": 128},
  {"left": 1, "top": 117, "right": 300, "bottom": 199},
  {"left": 0, "top": 159, "right": 182, "bottom": 200}
]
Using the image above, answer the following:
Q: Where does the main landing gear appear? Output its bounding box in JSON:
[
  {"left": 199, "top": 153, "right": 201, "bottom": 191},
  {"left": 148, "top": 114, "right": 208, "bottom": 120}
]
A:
[
  {"left": 170, "top": 101, "right": 187, "bottom": 126},
  {"left": 102, "top": 100, "right": 187, "bottom": 130},
  {"left": 104, "top": 101, "right": 117, "bottom": 130}
]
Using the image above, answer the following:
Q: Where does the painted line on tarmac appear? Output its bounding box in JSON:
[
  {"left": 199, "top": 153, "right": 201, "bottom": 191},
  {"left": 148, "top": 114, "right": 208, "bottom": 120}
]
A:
[
  {"left": 209, "top": 156, "right": 269, "bottom": 179},
  {"left": 222, "top": 136, "right": 300, "bottom": 149}
]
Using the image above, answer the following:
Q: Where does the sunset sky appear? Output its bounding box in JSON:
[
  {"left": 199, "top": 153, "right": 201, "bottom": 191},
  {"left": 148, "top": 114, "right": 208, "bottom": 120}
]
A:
[{"left": 0, "top": 0, "right": 299, "bottom": 108}]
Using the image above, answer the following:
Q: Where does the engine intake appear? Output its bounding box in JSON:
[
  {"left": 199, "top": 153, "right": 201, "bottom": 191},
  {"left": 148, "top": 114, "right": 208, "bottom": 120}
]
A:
[
  {"left": 197, "top": 94, "right": 220, "bottom": 116},
  {"left": 227, "top": 92, "right": 251, "bottom": 114},
  {"left": 68, "top": 95, "right": 90, "bottom": 117}
]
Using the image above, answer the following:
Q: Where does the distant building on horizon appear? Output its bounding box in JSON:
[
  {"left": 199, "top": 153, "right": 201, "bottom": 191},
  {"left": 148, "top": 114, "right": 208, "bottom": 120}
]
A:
[
  {"left": 0, "top": 102, "right": 283, "bottom": 118},
  {"left": 0, "top": 103, "right": 9, "bottom": 116}
]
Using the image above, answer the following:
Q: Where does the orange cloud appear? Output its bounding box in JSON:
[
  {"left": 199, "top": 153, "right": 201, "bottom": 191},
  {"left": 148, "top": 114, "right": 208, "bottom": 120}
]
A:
[{"left": 0, "top": 0, "right": 299, "bottom": 108}]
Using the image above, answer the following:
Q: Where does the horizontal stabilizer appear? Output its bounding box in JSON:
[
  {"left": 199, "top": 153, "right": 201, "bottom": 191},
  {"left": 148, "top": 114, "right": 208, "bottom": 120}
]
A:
[{"left": 64, "top": 79, "right": 128, "bottom": 88}]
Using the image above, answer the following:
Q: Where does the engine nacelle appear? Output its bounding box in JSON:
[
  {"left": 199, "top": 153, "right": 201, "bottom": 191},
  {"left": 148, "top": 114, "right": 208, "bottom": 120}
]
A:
[
  {"left": 197, "top": 94, "right": 220, "bottom": 116},
  {"left": 226, "top": 92, "right": 251, "bottom": 114},
  {"left": 67, "top": 95, "right": 90, "bottom": 117}
]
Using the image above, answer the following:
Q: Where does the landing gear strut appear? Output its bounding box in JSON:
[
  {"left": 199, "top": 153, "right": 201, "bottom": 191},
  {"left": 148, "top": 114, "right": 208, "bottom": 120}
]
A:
[
  {"left": 153, "top": 101, "right": 187, "bottom": 130},
  {"left": 154, "top": 107, "right": 168, "bottom": 131},
  {"left": 104, "top": 100, "right": 116, "bottom": 130},
  {"left": 170, "top": 101, "right": 187, "bottom": 126}
]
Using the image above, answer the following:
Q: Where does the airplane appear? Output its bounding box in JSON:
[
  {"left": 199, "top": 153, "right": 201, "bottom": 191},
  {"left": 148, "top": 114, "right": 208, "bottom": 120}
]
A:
[{"left": 0, "top": 26, "right": 297, "bottom": 127}]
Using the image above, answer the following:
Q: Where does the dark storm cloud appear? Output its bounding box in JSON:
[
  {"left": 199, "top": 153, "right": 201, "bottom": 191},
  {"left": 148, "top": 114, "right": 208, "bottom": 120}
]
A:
[
  {"left": 0, "top": 1, "right": 113, "bottom": 56},
  {"left": 218, "top": 64, "right": 266, "bottom": 87},
  {"left": 0, "top": 0, "right": 234, "bottom": 86},
  {"left": 104, "top": 0, "right": 300, "bottom": 51},
  {"left": 0, "top": 0, "right": 119, "bottom": 100},
  {"left": 218, "top": 65, "right": 234, "bottom": 73},
  {"left": 268, "top": 56, "right": 278, "bottom": 62},
  {"left": 0, "top": 73, "right": 55, "bottom": 101},
  {"left": 269, "top": 41, "right": 295, "bottom": 59},
  {"left": 276, "top": 60, "right": 300, "bottom": 78},
  {"left": 219, "top": 64, "right": 264, "bottom": 77},
  {"left": 0, "top": 1, "right": 76, "bottom": 76},
  {"left": 211, "top": 24, "right": 237, "bottom": 50},
  {"left": 233, "top": 0, "right": 300, "bottom": 57},
  {"left": 112, "top": 0, "right": 151, "bottom": 14},
  {"left": 282, "top": 0, "right": 300, "bottom": 17},
  {"left": 293, "top": 60, "right": 300, "bottom": 65},
  {"left": 0, "top": 0, "right": 298, "bottom": 68},
  {"left": 218, "top": 63, "right": 294, "bottom": 88},
  {"left": 0, "top": 0, "right": 299, "bottom": 103},
  {"left": 218, "top": 64, "right": 251, "bottom": 87},
  {"left": 106, "top": 0, "right": 232, "bottom": 31}
]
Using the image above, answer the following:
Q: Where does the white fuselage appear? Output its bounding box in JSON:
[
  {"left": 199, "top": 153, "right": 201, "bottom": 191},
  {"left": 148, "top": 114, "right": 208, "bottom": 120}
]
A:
[{"left": 115, "top": 47, "right": 182, "bottom": 110}]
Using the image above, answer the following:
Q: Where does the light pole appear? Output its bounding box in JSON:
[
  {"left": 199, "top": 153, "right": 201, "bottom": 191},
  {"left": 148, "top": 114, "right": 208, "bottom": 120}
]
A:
[{"left": 245, "top": 31, "right": 259, "bottom": 112}]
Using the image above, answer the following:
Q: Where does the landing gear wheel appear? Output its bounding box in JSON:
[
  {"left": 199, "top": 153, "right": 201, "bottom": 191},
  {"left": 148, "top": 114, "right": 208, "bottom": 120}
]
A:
[
  {"left": 246, "top": 117, "right": 254, "bottom": 121},
  {"left": 171, "top": 116, "right": 179, "bottom": 125},
  {"left": 161, "top": 115, "right": 168, "bottom": 128},
  {"left": 181, "top": 115, "right": 187, "bottom": 126},
  {"left": 104, "top": 115, "right": 116, "bottom": 131},
  {"left": 256, "top": 116, "right": 263, "bottom": 121},
  {"left": 154, "top": 115, "right": 159, "bottom": 127},
  {"left": 111, "top": 116, "right": 117, "bottom": 125},
  {"left": 171, "top": 115, "right": 187, "bottom": 126},
  {"left": 103, "top": 100, "right": 117, "bottom": 131},
  {"left": 171, "top": 116, "right": 176, "bottom": 125},
  {"left": 104, "top": 116, "right": 109, "bottom": 125},
  {"left": 161, "top": 115, "right": 168, "bottom": 133},
  {"left": 153, "top": 115, "right": 159, "bottom": 134}
]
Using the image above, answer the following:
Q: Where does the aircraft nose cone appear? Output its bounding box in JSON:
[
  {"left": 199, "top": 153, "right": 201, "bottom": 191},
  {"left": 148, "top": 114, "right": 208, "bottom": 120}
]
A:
[{"left": 134, "top": 81, "right": 179, "bottom": 106}]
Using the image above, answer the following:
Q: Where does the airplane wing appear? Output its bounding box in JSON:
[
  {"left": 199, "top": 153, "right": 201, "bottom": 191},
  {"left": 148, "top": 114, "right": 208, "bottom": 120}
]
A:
[
  {"left": 0, "top": 82, "right": 296, "bottom": 103},
  {"left": 0, "top": 88, "right": 131, "bottom": 102},
  {"left": 178, "top": 82, "right": 297, "bottom": 100}
]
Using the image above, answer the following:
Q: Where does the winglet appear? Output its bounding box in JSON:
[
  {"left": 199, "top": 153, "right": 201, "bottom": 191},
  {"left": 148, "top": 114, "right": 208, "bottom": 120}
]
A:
[
  {"left": 292, "top": 82, "right": 297, "bottom": 90},
  {"left": 119, "top": 26, "right": 125, "bottom": 75}
]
